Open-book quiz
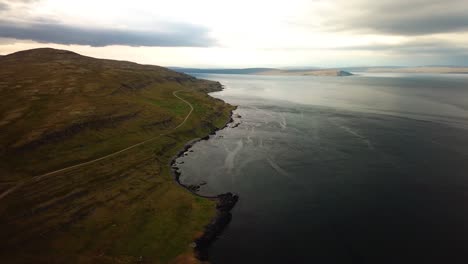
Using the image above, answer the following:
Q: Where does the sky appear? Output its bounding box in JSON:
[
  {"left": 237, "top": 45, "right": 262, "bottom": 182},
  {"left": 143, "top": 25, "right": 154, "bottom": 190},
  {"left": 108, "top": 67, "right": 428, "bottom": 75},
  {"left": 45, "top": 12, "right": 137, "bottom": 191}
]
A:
[{"left": 0, "top": 0, "right": 468, "bottom": 68}]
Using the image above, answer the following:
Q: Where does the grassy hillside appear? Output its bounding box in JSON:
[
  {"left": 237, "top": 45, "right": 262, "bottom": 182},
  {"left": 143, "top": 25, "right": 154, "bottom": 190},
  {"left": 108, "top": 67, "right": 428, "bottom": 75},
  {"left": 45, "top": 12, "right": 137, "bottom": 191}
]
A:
[{"left": 0, "top": 48, "right": 234, "bottom": 263}]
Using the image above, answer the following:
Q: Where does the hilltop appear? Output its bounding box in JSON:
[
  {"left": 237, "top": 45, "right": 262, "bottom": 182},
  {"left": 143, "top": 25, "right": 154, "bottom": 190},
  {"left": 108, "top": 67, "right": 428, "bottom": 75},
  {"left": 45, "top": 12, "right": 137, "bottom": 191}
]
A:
[
  {"left": 172, "top": 67, "right": 353, "bottom": 76},
  {"left": 0, "top": 48, "right": 234, "bottom": 263}
]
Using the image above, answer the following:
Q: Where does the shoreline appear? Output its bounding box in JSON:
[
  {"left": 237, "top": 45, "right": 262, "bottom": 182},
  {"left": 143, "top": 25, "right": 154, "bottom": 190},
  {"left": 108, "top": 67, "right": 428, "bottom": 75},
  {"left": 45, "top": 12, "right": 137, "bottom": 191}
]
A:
[{"left": 169, "top": 101, "right": 239, "bottom": 261}]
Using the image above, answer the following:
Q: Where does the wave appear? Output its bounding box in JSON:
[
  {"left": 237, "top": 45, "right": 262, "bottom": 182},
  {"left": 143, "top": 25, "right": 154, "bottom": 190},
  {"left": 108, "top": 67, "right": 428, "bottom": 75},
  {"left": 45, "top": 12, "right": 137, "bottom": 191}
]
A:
[
  {"left": 266, "top": 156, "right": 294, "bottom": 180},
  {"left": 330, "top": 119, "right": 375, "bottom": 150},
  {"left": 223, "top": 139, "right": 244, "bottom": 172}
]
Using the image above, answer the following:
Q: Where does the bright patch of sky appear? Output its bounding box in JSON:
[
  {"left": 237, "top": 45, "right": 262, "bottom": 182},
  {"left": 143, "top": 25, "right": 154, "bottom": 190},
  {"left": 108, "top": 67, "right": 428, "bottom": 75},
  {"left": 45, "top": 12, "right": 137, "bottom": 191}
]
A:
[{"left": 0, "top": 0, "right": 467, "bottom": 67}]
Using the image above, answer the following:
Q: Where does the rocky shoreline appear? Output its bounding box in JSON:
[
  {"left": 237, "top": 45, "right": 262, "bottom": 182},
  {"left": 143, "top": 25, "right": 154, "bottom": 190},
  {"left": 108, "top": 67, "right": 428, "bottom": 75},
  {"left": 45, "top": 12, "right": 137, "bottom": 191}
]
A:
[
  {"left": 169, "top": 106, "right": 240, "bottom": 260},
  {"left": 195, "top": 192, "right": 239, "bottom": 260}
]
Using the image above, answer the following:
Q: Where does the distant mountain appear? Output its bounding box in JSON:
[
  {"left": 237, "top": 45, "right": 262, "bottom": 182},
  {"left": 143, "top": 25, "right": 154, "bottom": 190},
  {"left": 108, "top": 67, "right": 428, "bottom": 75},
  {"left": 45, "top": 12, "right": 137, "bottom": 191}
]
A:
[
  {"left": 171, "top": 67, "right": 353, "bottom": 76},
  {"left": 280, "top": 66, "right": 321, "bottom": 70},
  {"left": 257, "top": 69, "right": 353, "bottom": 76},
  {"left": 170, "top": 67, "right": 277, "bottom": 74},
  {"left": 172, "top": 65, "right": 468, "bottom": 75},
  {"left": 340, "top": 66, "right": 405, "bottom": 72}
]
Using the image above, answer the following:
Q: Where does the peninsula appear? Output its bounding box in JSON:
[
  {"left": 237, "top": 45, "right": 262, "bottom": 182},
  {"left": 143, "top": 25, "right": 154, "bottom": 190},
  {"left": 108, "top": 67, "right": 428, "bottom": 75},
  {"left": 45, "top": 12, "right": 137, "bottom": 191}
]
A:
[{"left": 0, "top": 48, "right": 234, "bottom": 263}]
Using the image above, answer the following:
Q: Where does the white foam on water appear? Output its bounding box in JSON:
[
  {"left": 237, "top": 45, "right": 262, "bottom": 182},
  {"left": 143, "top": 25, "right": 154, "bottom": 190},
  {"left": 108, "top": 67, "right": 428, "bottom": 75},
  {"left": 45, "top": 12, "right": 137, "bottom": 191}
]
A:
[
  {"left": 223, "top": 139, "right": 244, "bottom": 172},
  {"left": 266, "top": 156, "right": 294, "bottom": 180},
  {"left": 278, "top": 113, "right": 287, "bottom": 130},
  {"left": 330, "top": 119, "right": 375, "bottom": 150}
]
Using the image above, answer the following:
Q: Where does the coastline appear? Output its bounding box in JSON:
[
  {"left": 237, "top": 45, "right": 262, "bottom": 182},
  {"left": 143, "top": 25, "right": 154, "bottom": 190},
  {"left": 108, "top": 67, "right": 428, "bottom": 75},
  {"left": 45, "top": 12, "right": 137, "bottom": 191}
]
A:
[
  {"left": 169, "top": 97, "right": 239, "bottom": 261},
  {"left": 0, "top": 49, "right": 243, "bottom": 263}
]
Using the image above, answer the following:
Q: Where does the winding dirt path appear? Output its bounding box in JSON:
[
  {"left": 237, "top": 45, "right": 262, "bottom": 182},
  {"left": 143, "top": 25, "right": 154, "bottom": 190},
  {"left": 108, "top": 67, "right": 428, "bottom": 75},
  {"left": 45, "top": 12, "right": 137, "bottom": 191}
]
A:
[{"left": 0, "top": 90, "right": 194, "bottom": 201}]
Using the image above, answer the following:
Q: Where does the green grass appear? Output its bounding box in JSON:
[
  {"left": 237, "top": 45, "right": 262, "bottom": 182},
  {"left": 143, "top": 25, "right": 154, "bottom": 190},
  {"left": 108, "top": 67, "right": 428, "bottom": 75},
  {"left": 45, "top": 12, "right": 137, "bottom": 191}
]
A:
[
  {"left": 147, "top": 97, "right": 189, "bottom": 116},
  {"left": 0, "top": 48, "right": 235, "bottom": 263}
]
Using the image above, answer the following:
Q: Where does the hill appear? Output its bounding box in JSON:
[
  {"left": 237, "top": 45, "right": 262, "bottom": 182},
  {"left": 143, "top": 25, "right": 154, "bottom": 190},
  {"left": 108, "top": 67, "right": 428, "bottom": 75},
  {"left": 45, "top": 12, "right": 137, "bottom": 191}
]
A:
[
  {"left": 0, "top": 48, "right": 234, "bottom": 263},
  {"left": 257, "top": 69, "right": 353, "bottom": 76},
  {"left": 172, "top": 67, "right": 353, "bottom": 76}
]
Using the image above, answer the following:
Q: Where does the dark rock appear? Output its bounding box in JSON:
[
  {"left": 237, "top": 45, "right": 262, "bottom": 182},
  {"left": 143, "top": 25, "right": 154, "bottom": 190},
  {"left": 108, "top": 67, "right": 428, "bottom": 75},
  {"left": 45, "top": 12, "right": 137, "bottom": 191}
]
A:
[
  {"left": 195, "top": 193, "right": 239, "bottom": 260},
  {"left": 168, "top": 107, "right": 240, "bottom": 261},
  {"left": 187, "top": 184, "right": 201, "bottom": 192},
  {"left": 231, "top": 122, "right": 241, "bottom": 128},
  {"left": 216, "top": 193, "right": 239, "bottom": 212}
]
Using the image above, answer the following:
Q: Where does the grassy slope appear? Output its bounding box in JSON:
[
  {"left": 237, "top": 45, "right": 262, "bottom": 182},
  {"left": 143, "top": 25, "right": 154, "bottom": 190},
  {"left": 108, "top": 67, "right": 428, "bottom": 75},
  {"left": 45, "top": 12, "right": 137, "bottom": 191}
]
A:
[{"left": 0, "top": 48, "right": 234, "bottom": 263}]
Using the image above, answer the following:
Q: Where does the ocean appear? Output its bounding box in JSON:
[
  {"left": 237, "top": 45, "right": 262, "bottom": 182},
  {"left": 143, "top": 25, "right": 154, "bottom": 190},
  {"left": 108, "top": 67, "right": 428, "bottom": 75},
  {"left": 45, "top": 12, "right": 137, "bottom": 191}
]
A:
[{"left": 177, "top": 73, "right": 468, "bottom": 263}]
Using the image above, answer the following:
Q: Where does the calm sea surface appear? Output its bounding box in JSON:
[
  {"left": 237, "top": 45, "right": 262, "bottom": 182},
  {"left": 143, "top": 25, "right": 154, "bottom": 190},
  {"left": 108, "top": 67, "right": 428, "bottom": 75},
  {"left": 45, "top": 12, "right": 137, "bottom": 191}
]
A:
[{"left": 177, "top": 73, "right": 468, "bottom": 263}]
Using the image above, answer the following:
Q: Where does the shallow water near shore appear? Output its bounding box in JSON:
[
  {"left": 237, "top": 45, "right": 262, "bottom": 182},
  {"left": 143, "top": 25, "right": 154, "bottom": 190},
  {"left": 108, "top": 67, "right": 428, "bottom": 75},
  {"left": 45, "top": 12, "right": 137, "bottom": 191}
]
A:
[{"left": 177, "top": 73, "right": 468, "bottom": 263}]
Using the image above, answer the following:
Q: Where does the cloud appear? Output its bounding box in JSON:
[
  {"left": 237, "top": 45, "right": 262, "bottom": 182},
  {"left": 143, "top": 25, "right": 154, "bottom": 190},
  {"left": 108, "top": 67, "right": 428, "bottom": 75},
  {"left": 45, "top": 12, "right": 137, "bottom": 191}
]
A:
[
  {"left": 339, "top": 40, "right": 468, "bottom": 56},
  {"left": 0, "top": 19, "right": 215, "bottom": 47},
  {"left": 0, "top": 0, "right": 40, "bottom": 9},
  {"left": 0, "top": 37, "right": 22, "bottom": 44},
  {"left": 325, "top": 0, "right": 468, "bottom": 36},
  {"left": 332, "top": 39, "right": 468, "bottom": 65},
  {"left": 0, "top": 0, "right": 215, "bottom": 47},
  {"left": 0, "top": 2, "right": 10, "bottom": 11},
  {"left": 2, "top": 0, "right": 39, "bottom": 3}
]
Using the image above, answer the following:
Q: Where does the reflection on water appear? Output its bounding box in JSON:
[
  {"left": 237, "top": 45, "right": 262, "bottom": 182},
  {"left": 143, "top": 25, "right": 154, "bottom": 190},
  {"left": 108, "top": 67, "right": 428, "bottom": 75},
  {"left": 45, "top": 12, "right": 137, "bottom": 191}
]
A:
[{"left": 177, "top": 73, "right": 468, "bottom": 263}]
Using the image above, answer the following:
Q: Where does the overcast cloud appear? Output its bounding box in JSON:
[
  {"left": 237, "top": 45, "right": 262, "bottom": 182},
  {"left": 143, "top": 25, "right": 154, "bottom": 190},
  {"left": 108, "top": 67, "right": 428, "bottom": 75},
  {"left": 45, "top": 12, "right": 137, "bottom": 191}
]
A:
[
  {"left": 326, "top": 0, "right": 468, "bottom": 35},
  {"left": 0, "top": 2, "right": 9, "bottom": 10},
  {"left": 342, "top": 39, "right": 468, "bottom": 53},
  {"left": 0, "top": 0, "right": 467, "bottom": 67},
  {"left": 0, "top": 0, "right": 215, "bottom": 47},
  {"left": 0, "top": 19, "right": 215, "bottom": 47}
]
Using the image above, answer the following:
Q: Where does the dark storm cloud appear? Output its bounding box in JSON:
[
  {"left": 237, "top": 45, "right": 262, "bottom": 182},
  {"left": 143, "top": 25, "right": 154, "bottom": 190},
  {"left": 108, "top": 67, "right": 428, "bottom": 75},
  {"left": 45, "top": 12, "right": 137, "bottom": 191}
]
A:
[
  {"left": 0, "top": 19, "right": 215, "bottom": 47},
  {"left": 328, "top": 0, "right": 468, "bottom": 35}
]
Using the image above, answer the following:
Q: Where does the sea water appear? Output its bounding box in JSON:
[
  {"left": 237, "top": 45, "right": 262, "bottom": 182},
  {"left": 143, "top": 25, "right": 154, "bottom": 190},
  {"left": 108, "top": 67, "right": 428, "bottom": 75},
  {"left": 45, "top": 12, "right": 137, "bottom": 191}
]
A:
[{"left": 177, "top": 73, "right": 468, "bottom": 263}]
